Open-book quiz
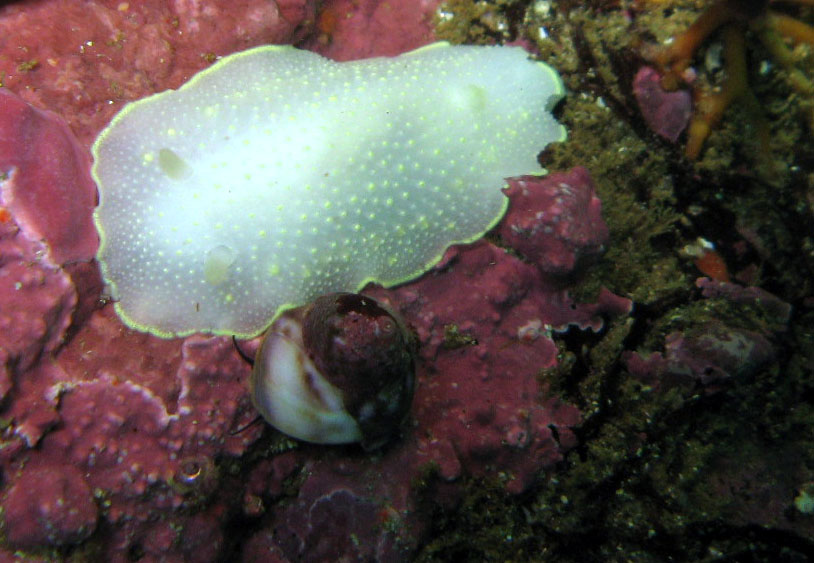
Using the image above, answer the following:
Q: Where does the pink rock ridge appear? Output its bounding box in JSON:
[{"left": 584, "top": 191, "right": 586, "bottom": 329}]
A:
[
  {"left": 624, "top": 322, "right": 775, "bottom": 391},
  {"left": 0, "top": 88, "right": 97, "bottom": 265}
]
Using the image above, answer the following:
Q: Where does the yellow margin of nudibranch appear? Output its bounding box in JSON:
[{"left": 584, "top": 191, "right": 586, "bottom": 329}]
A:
[
  {"left": 348, "top": 46, "right": 568, "bottom": 327},
  {"left": 91, "top": 42, "right": 567, "bottom": 340},
  {"left": 537, "top": 60, "right": 568, "bottom": 147},
  {"left": 402, "top": 41, "right": 451, "bottom": 55}
]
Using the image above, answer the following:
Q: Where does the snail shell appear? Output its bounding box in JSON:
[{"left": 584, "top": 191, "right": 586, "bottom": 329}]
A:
[{"left": 250, "top": 293, "right": 416, "bottom": 450}]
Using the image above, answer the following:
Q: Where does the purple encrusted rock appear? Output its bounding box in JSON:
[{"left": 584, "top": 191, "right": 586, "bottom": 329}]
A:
[
  {"left": 499, "top": 167, "right": 609, "bottom": 278},
  {"left": 3, "top": 464, "right": 98, "bottom": 548},
  {"left": 625, "top": 321, "right": 775, "bottom": 391},
  {"left": 633, "top": 66, "right": 692, "bottom": 142}
]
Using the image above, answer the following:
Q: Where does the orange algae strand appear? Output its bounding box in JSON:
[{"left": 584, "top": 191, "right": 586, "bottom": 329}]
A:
[
  {"left": 654, "top": 0, "right": 740, "bottom": 90},
  {"left": 685, "top": 25, "right": 753, "bottom": 160}
]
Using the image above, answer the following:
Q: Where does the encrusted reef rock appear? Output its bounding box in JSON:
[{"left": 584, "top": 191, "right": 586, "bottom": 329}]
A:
[
  {"left": 305, "top": 0, "right": 443, "bottom": 61},
  {"left": 625, "top": 277, "right": 792, "bottom": 393},
  {"left": 0, "top": 1, "right": 630, "bottom": 560},
  {"left": 632, "top": 66, "right": 692, "bottom": 144},
  {"left": 499, "top": 166, "right": 609, "bottom": 278},
  {"left": 3, "top": 464, "right": 98, "bottom": 549},
  {"left": 241, "top": 168, "right": 629, "bottom": 560},
  {"left": 0, "top": 0, "right": 318, "bottom": 144},
  {"left": 0, "top": 89, "right": 98, "bottom": 264}
]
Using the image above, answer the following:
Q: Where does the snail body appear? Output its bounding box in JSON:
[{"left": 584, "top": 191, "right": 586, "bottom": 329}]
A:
[{"left": 250, "top": 293, "right": 415, "bottom": 449}]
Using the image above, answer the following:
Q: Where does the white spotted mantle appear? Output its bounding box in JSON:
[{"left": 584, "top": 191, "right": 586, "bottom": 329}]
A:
[{"left": 92, "top": 42, "right": 566, "bottom": 338}]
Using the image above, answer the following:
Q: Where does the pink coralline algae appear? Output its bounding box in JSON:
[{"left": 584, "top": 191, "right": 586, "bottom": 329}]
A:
[
  {"left": 0, "top": 0, "right": 318, "bottom": 144},
  {"left": 306, "top": 0, "right": 442, "bottom": 61},
  {"left": 46, "top": 320, "right": 261, "bottom": 558},
  {"left": 0, "top": 216, "right": 75, "bottom": 374},
  {"left": 633, "top": 66, "right": 692, "bottom": 143},
  {"left": 0, "top": 83, "right": 628, "bottom": 558},
  {"left": 241, "top": 168, "right": 631, "bottom": 561},
  {"left": 499, "top": 167, "right": 609, "bottom": 277},
  {"left": 3, "top": 464, "right": 98, "bottom": 548},
  {"left": 0, "top": 88, "right": 97, "bottom": 265},
  {"left": 625, "top": 277, "right": 791, "bottom": 392},
  {"left": 625, "top": 322, "right": 776, "bottom": 391},
  {"left": 0, "top": 1, "right": 629, "bottom": 559},
  {"left": 1, "top": 298, "right": 263, "bottom": 558}
]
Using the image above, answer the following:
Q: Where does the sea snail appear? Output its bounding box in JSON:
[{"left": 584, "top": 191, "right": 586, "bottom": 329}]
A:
[{"left": 249, "top": 293, "right": 416, "bottom": 450}]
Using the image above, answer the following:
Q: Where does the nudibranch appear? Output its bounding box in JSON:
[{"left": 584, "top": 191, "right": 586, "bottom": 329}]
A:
[
  {"left": 92, "top": 42, "right": 566, "bottom": 338},
  {"left": 249, "top": 293, "right": 416, "bottom": 450}
]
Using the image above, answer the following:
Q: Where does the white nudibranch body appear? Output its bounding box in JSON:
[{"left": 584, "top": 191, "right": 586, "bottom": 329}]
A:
[{"left": 92, "top": 42, "right": 566, "bottom": 338}]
